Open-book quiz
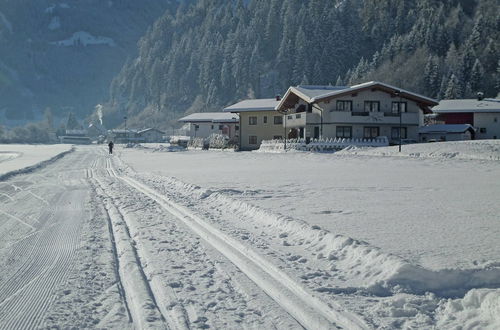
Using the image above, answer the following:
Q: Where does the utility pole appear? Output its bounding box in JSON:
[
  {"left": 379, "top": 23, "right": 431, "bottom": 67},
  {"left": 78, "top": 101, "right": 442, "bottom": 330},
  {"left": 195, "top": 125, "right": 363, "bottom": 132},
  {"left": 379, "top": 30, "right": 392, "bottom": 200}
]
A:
[
  {"left": 124, "top": 116, "right": 128, "bottom": 143},
  {"left": 394, "top": 91, "right": 402, "bottom": 152}
]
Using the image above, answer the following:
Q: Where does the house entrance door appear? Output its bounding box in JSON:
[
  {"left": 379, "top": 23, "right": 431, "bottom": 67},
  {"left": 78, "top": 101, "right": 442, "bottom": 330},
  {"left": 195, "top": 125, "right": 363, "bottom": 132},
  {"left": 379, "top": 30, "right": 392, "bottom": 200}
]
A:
[{"left": 314, "top": 126, "right": 320, "bottom": 139}]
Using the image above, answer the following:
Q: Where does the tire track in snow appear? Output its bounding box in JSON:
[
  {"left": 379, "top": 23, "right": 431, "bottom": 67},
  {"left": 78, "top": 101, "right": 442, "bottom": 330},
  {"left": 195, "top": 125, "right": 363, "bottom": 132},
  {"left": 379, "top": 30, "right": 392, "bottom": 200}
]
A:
[{"left": 108, "top": 164, "right": 368, "bottom": 330}]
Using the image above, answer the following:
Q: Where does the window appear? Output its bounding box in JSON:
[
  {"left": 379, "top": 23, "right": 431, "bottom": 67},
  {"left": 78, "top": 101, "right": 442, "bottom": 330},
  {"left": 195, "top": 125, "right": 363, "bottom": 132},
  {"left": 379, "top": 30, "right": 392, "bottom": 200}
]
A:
[
  {"left": 273, "top": 135, "right": 282, "bottom": 139},
  {"left": 211, "top": 125, "right": 214, "bottom": 129},
  {"left": 194, "top": 124, "right": 199, "bottom": 131},
  {"left": 249, "top": 136, "right": 257, "bottom": 145},
  {"left": 392, "top": 102, "right": 407, "bottom": 113},
  {"left": 364, "top": 126, "right": 380, "bottom": 138},
  {"left": 235, "top": 125, "right": 239, "bottom": 131},
  {"left": 296, "top": 114, "right": 301, "bottom": 119},
  {"left": 249, "top": 116, "right": 257, "bottom": 125},
  {"left": 391, "top": 127, "right": 407, "bottom": 139},
  {"left": 263, "top": 116, "right": 268, "bottom": 124},
  {"left": 218, "top": 125, "right": 224, "bottom": 130},
  {"left": 364, "top": 101, "right": 380, "bottom": 112},
  {"left": 287, "top": 115, "right": 293, "bottom": 120},
  {"left": 336, "top": 100, "right": 352, "bottom": 111},
  {"left": 274, "top": 116, "right": 283, "bottom": 125},
  {"left": 336, "top": 126, "right": 352, "bottom": 138},
  {"left": 480, "top": 127, "right": 487, "bottom": 133}
]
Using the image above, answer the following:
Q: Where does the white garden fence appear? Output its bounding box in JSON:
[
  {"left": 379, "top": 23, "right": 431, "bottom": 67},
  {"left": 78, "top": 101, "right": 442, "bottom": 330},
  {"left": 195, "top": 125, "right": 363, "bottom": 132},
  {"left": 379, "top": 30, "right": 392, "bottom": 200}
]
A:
[{"left": 258, "top": 136, "right": 389, "bottom": 153}]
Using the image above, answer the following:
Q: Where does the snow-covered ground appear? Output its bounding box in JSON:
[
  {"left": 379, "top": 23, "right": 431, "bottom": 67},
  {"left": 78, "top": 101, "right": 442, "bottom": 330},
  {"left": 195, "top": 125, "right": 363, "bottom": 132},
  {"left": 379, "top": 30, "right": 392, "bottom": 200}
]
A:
[
  {"left": 0, "top": 144, "right": 73, "bottom": 177},
  {"left": 0, "top": 141, "right": 499, "bottom": 329}
]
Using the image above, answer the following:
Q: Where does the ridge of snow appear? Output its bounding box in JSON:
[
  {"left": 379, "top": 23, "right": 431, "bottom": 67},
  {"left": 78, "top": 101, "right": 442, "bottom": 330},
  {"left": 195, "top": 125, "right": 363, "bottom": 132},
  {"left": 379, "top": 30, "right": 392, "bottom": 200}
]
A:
[
  {"left": 337, "top": 140, "right": 500, "bottom": 161},
  {"left": 0, "top": 145, "right": 74, "bottom": 180},
  {"left": 137, "top": 174, "right": 500, "bottom": 298},
  {"left": 50, "top": 31, "right": 116, "bottom": 47}
]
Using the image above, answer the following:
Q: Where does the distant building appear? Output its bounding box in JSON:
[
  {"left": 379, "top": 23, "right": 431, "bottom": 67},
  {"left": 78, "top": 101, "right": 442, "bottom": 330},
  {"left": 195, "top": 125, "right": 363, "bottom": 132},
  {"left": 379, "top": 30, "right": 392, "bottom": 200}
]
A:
[
  {"left": 276, "top": 81, "right": 438, "bottom": 144},
  {"left": 419, "top": 124, "right": 476, "bottom": 142},
  {"left": 178, "top": 112, "right": 239, "bottom": 139},
  {"left": 223, "top": 98, "right": 283, "bottom": 150},
  {"left": 137, "top": 128, "right": 165, "bottom": 143},
  {"left": 108, "top": 129, "right": 142, "bottom": 143},
  {"left": 431, "top": 96, "right": 500, "bottom": 140},
  {"left": 59, "top": 129, "right": 91, "bottom": 144}
]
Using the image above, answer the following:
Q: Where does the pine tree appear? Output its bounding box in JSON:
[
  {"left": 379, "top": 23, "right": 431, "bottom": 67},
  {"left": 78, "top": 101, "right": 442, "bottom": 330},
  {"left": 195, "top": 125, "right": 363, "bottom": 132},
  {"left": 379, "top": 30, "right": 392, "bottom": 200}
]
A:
[
  {"left": 66, "top": 112, "right": 80, "bottom": 130},
  {"left": 444, "top": 74, "right": 462, "bottom": 99},
  {"left": 470, "top": 59, "right": 485, "bottom": 92}
]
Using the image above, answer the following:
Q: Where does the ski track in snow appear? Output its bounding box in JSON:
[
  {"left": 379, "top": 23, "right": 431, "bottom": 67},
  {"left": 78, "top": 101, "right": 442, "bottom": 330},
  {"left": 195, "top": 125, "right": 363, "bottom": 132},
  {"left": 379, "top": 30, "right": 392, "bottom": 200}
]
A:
[
  {"left": 92, "top": 151, "right": 367, "bottom": 329},
  {"left": 1, "top": 145, "right": 499, "bottom": 329}
]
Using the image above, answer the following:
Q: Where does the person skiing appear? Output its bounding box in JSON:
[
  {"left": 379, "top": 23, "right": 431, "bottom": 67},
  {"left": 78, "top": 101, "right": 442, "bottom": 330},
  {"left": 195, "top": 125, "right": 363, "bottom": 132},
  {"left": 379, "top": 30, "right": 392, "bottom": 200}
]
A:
[{"left": 108, "top": 141, "right": 114, "bottom": 154}]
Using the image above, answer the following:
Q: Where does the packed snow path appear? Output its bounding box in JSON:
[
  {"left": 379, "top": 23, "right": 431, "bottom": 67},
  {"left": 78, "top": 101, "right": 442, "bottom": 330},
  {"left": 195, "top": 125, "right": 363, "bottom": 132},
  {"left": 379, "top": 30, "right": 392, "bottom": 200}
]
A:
[
  {"left": 0, "top": 150, "right": 89, "bottom": 329},
  {"left": 0, "top": 146, "right": 368, "bottom": 329}
]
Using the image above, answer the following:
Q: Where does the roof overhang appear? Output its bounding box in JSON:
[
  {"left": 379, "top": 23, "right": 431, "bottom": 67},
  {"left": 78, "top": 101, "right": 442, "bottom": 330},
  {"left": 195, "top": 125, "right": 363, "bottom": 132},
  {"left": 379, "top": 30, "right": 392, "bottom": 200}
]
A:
[{"left": 276, "top": 81, "right": 438, "bottom": 112}]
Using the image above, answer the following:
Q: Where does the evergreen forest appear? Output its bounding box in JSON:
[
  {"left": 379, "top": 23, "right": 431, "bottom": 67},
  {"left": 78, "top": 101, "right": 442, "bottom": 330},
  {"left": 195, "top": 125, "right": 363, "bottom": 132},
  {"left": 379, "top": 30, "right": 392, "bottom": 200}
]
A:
[{"left": 104, "top": 0, "right": 499, "bottom": 128}]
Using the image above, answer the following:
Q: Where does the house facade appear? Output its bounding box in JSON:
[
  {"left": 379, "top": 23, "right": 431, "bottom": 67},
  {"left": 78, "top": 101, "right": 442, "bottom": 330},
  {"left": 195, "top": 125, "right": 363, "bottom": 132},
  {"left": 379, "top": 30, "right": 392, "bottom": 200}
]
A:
[
  {"left": 178, "top": 112, "right": 239, "bottom": 139},
  {"left": 431, "top": 97, "right": 500, "bottom": 140},
  {"left": 137, "top": 128, "right": 165, "bottom": 143},
  {"left": 276, "top": 82, "right": 438, "bottom": 144},
  {"left": 223, "top": 98, "right": 283, "bottom": 150},
  {"left": 109, "top": 129, "right": 142, "bottom": 143}
]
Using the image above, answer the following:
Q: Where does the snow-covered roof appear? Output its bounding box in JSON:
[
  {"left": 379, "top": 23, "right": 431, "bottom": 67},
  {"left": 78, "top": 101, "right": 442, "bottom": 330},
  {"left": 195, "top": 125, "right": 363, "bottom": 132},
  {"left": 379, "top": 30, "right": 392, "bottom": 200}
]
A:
[
  {"left": 277, "top": 81, "right": 438, "bottom": 111},
  {"left": 432, "top": 99, "right": 500, "bottom": 113},
  {"left": 418, "top": 124, "right": 476, "bottom": 134},
  {"left": 293, "top": 85, "right": 349, "bottom": 100},
  {"left": 138, "top": 128, "right": 165, "bottom": 135},
  {"left": 109, "top": 129, "right": 138, "bottom": 134},
  {"left": 223, "top": 99, "right": 280, "bottom": 113},
  {"left": 178, "top": 112, "right": 239, "bottom": 123}
]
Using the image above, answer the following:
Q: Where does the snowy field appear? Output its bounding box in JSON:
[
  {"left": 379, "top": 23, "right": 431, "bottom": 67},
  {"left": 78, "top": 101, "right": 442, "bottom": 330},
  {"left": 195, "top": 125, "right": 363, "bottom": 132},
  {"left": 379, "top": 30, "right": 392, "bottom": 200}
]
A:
[
  {"left": 0, "top": 141, "right": 499, "bottom": 329},
  {"left": 0, "top": 144, "right": 73, "bottom": 177}
]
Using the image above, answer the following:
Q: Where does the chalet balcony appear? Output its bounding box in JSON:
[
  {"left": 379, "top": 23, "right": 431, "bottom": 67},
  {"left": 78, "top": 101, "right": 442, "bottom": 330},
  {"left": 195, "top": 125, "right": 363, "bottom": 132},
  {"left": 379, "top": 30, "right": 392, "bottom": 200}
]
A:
[
  {"left": 284, "top": 112, "right": 320, "bottom": 128},
  {"left": 328, "top": 111, "right": 419, "bottom": 125}
]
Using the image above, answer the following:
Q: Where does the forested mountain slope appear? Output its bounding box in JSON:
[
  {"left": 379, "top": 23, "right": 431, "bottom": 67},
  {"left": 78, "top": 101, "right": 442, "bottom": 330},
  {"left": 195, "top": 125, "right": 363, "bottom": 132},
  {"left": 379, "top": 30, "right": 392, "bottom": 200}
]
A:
[
  {"left": 0, "top": 0, "right": 181, "bottom": 124},
  {"left": 105, "top": 0, "right": 499, "bottom": 129}
]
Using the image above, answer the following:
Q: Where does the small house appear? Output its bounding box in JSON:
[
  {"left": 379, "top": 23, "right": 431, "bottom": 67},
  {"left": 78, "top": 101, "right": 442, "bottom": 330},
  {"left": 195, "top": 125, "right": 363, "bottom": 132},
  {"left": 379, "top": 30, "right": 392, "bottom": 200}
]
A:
[
  {"left": 178, "top": 112, "right": 239, "bottom": 139},
  {"left": 431, "top": 96, "right": 500, "bottom": 140},
  {"left": 137, "top": 128, "right": 165, "bottom": 143},
  {"left": 419, "top": 124, "right": 476, "bottom": 142}
]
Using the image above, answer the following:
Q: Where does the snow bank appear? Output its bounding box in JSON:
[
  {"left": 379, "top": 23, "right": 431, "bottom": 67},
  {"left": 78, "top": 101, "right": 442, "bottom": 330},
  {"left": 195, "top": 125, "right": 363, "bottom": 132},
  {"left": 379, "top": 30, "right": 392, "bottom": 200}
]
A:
[
  {"left": 138, "top": 175, "right": 500, "bottom": 298},
  {"left": 0, "top": 144, "right": 74, "bottom": 179},
  {"left": 436, "top": 289, "right": 500, "bottom": 329},
  {"left": 51, "top": 31, "right": 116, "bottom": 47},
  {"left": 337, "top": 140, "right": 500, "bottom": 161}
]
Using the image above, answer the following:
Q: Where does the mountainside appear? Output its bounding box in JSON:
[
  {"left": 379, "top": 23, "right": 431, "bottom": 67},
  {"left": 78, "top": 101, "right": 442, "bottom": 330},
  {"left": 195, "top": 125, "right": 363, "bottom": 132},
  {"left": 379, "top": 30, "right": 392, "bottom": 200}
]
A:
[
  {"left": 105, "top": 0, "right": 499, "bottom": 129},
  {"left": 0, "top": 0, "right": 183, "bottom": 125}
]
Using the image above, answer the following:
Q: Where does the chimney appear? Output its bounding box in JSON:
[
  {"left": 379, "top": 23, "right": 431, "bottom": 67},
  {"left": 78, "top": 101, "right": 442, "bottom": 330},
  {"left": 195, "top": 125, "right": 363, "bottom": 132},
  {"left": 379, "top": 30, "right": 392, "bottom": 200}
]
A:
[
  {"left": 275, "top": 95, "right": 281, "bottom": 101},
  {"left": 477, "top": 92, "right": 484, "bottom": 101}
]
